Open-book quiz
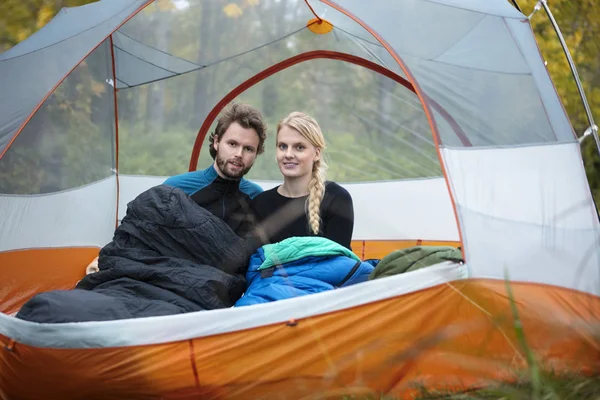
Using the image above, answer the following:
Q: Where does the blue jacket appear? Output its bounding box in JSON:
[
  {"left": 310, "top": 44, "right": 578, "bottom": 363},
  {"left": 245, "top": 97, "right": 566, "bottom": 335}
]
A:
[{"left": 235, "top": 237, "right": 374, "bottom": 306}]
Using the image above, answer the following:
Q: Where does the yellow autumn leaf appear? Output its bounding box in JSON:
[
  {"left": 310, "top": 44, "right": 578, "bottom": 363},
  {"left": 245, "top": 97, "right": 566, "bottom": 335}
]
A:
[
  {"left": 91, "top": 81, "right": 107, "bottom": 96},
  {"left": 36, "top": 6, "right": 54, "bottom": 29},
  {"left": 223, "top": 3, "right": 243, "bottom": 18},
  {"left": 156, "top": 0, "right": 175, "bottom": 11},
  {"left": 142, "top": 4, "right": 154, "bottom": 15},
  {"left": 17, "top": 29, "right": 31, "bottom": 42},
  {"left": 143, "top": 0, "right": 174, "bottom": 16}
]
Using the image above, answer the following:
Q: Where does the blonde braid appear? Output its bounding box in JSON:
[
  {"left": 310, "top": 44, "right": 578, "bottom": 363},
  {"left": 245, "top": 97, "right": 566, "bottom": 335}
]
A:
[{"left": 307, "top": 158, "right": 328, "bottom": 235}]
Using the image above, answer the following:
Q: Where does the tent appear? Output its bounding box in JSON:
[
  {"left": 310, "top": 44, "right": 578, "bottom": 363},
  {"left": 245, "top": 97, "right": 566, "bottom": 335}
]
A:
[{"left": 0, "top": 0, "right": 599, "bottom": 398}]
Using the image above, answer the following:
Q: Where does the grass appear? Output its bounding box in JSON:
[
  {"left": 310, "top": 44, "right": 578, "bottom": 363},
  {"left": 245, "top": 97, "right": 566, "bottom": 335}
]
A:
[
  {"left": 333, "top": 363, "right": 600, "bottom": 399},
  {"left": 337, "top": 271, "right": 600, "bottom": 400},
  {"left": 415, "top": 273, "right": 600, "bottom": 399},
  {"left": 413, "top": 373, "right": 600, "bottom": 399}
]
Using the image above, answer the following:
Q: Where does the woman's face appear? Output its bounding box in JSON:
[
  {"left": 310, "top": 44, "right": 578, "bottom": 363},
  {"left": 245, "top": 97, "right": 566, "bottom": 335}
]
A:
[{"left": 276, "top": 125, "right": 320, "bottom": 180}]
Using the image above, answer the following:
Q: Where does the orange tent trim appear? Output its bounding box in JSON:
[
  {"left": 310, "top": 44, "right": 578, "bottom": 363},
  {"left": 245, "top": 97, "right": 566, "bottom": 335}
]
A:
[{"left": 1, "top": 279, "right": 598, "bottom": 400}]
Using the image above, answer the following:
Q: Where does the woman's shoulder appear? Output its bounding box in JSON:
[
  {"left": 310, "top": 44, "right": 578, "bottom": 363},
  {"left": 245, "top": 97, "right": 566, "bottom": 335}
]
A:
[{"left": 324, "top": 181, "right": 351, "bottom": 198}]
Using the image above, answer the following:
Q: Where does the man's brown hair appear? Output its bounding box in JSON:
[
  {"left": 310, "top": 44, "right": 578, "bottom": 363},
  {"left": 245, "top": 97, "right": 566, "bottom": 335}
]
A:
[{"left": 208, "top": 103, "right": 267, "bottom": 159}]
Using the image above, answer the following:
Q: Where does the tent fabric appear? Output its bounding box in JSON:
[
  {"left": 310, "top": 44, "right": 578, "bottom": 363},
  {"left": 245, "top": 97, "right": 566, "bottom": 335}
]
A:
[
  {"left": 503, "top": 18, "right": 577, "bottom": 141},
  {"left": 110, "top": 2, "right": 407, "bottom": 90},
  {"left": 0, "top": 262, "right": 465, "bottom": 349},
  {"left": 330, "top": 0, "right": 577, "bottom": 146},
  {"left": 112, "top": 0, "right": 313, "bottom": 89},
  {"left": 442, "top": 142, "right": 600, "bottom": 295},
  {"left": 0, "top": 279, "right": 598, "bottom": 400},
  {"left": 112, "top": 30, "right": 200, "bottom": 88},
  {"left": 0, "top": 0, "right": 149, "bottom": 155},
  {"left": 0, "top": 177, "right": 117, "bottom": 252},
  {"left": 0, "top": 0, "right": 140, "bottom": 60},
  {"left": 117, "top": 175, "right": 461, "bottom": 241},
  {"left": 0, "top": 38, "right": 117, "bottom": 195},
  {"left": 0, "top": 247, "right": 101, "bottom": 316},
  {"left": 421, "top": 0, "right": 525, "bottom": 17}
]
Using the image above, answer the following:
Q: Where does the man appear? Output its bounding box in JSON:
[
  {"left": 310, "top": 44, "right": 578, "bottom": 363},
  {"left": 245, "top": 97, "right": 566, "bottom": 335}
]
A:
[{"left": 164, "top": 103, "right": 267, "bottom": 236}]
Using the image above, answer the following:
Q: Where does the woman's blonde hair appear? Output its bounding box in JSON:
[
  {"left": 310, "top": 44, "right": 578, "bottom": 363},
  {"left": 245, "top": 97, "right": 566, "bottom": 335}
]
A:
[{"left": 277, "top": 111, "right": 328, "bottom": 235}]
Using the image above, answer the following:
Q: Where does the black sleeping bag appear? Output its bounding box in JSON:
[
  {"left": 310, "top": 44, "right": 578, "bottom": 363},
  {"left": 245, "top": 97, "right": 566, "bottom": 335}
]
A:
[{"left": 16, "top": 185, "right": 251, "bottom": 323}]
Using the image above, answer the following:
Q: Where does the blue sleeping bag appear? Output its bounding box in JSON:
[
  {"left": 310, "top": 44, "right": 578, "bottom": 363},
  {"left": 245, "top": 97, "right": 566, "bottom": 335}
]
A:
[{"left": 235, "top": 236, "right": 374, "bottom": 307}]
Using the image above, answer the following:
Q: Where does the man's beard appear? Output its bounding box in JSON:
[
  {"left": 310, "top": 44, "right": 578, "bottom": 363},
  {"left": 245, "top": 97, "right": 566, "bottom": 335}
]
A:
[{"left": 216, "top": 153, "right": 252, "bottom": 179}]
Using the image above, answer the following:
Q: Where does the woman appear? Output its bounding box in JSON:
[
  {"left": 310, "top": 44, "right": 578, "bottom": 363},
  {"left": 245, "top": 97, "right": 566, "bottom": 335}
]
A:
[{"left": 251, "top": 111, "right": 354, "bottom": 250}]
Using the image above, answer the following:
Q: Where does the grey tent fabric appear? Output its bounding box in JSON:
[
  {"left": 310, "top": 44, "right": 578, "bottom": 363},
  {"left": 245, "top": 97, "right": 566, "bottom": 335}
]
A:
[
  {"left": 0, "top": 0, "right": 149, "bottom": 154},
  {"left": 0, "top": 39, "right": 116, "bottom": 195},
  {"left": 329, "top": 0, "right": 577, "bottom": 146},
  {"left": 504, "top": 17, "right": 577, "bottom": 142},
  {"left": 112, "top": 30, "right": 200, "bottom": 89},
  {"left": 416, "top": 0, "right": 524, "bottom": 17}
]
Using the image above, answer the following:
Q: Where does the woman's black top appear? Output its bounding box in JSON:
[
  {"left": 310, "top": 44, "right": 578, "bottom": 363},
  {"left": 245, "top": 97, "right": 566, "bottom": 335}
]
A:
[{"left": 250, "top": 181, "right": 354, "bottom": 250}]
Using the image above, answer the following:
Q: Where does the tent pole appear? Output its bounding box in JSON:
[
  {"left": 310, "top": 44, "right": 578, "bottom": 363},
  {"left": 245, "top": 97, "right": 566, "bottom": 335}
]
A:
[
  {"left": 109, "top": 34, "right": 121, "bottom": 229},
  {"left": 538, "top": 0, "right": 600, "bottom": 156}
]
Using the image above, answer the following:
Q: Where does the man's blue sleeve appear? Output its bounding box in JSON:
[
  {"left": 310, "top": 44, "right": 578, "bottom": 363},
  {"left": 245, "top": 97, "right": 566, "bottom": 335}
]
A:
[
  {"left": 240, "top": 179, "right": 264, "bottom": 199},
  {"left": 164, "top": 172, "right": 207, "bottom": 196}
]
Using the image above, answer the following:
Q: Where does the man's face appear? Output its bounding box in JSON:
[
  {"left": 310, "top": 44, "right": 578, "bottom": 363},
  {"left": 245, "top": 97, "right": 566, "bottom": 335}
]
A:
[{"left": 213, "top": 121, "right": 259, "bottom": 179}]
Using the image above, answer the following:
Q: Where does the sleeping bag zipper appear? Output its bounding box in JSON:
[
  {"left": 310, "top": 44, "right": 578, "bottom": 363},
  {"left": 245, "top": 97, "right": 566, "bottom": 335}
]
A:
[{"left": 337, "top": 260, "right": 362, "bottom": 288}]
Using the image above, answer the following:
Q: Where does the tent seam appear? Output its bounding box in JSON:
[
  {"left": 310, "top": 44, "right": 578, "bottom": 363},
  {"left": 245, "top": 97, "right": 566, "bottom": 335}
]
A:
[
  {"left": 116, "top": 77, "right": 132, "bottom": 88},
  {"left": 502, "top": 18, "right": 559, "bottom": 141},
  {"left": 117, "top": 26, "right": 306, "bottom": 90},
  {"left": 429, "top": 13, "right": 487, "bottom": 61},
  {"left": 440, "top": 140, "right": 578, "bottom": 151},
  {"left": 417, "top": 0, "right": 523, "bottom": 18},
  {"left": 113, "top": 43, "right": 181, "bottom": 75},
  {"left": 0, "top": 175, "right": 115, "bottom": 197},
  {"left": 188, "top": 340, "right": 201, "bottom": 390},
  {"left": 115, "top": 30, "right": 200, "bottom": 67},
  {"left": 424, "top": 58, "right": 534, "bottom": 75}
]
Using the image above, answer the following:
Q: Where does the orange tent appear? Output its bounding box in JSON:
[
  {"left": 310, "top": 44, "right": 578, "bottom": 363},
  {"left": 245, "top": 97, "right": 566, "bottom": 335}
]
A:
[{"left": 0, "top": 0, "right": 598, "bottom": 398}]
